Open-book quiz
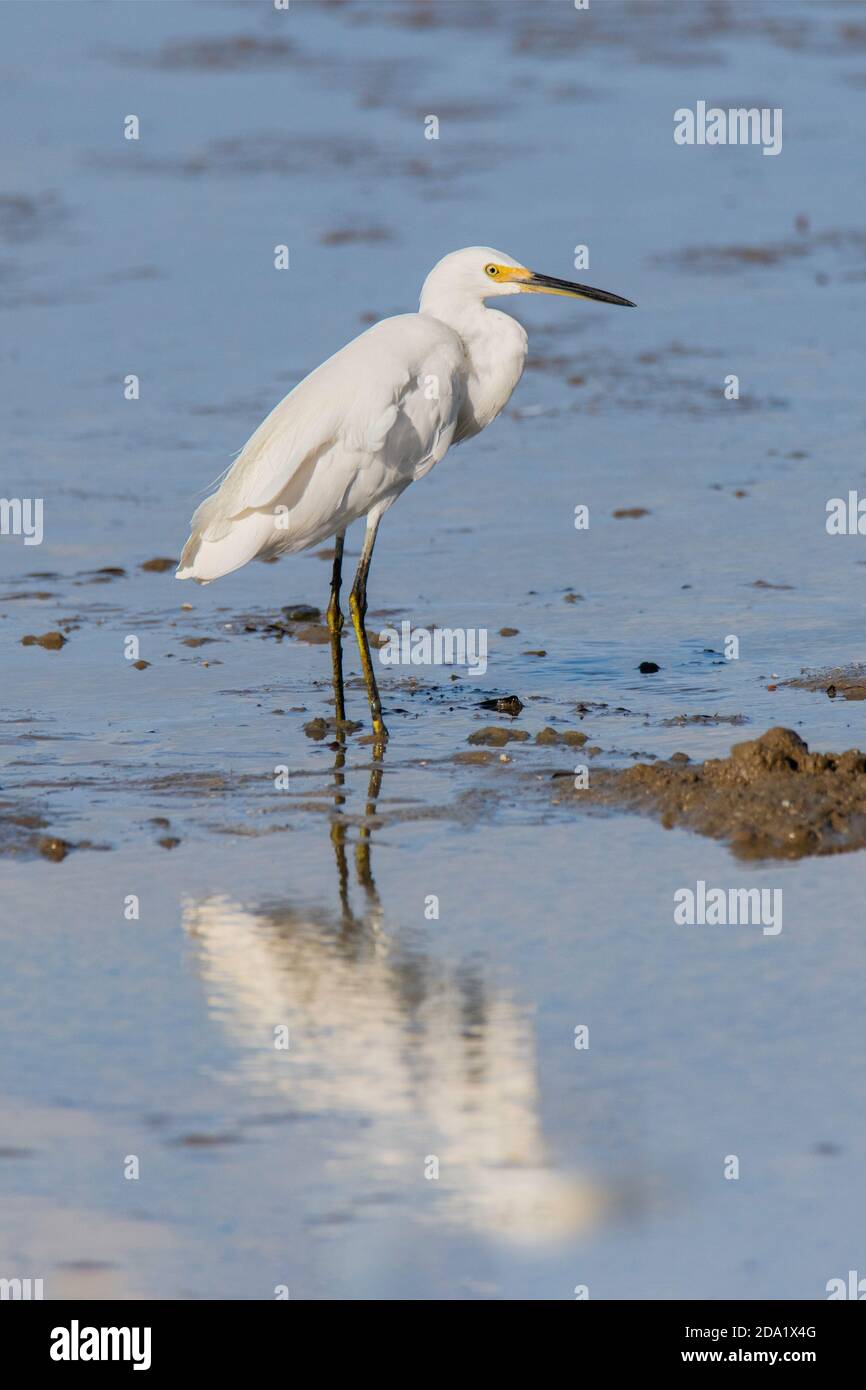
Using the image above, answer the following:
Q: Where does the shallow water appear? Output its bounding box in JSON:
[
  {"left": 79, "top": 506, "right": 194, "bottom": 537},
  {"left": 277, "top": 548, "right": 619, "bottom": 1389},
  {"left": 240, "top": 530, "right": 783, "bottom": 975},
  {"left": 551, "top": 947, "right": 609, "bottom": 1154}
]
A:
[{"left": 2, "top": 0, "right": 866, "bottom": 1299}]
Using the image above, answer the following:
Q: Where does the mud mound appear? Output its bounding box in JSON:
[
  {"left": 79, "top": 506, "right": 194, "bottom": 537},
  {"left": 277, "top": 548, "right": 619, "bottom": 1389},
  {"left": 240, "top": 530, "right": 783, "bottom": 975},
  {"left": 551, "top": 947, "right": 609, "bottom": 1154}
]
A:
[
  {"left": 782, "top": 665, "right": 866, "bottom": 700},
  {"left": 577, "top": 728, "right": 866, "bottom": 860}
]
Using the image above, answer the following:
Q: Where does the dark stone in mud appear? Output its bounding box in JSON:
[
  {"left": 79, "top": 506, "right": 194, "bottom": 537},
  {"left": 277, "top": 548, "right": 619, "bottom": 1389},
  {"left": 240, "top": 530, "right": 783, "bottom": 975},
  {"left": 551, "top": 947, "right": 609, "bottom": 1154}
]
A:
[
  {"left": 132, "top": 660, "right": 150, "bottom": 670},
  {"left": 467, "top": 726, "right": 530, "bottom": 747},
  {"left": 523, "top": 649, "right": 547, "bottom": 657},
  {"left": 158, "top": 837, "right": 181, "bottom": 850},
  {"left": 293, "top": 623, "right": 331, "bottom": 645},
  {"left": 453, "top": 749, "right": 496, "bottom": 765},
  {"left": 282, "top": 604, "right": 321, "bottom": 622},
  {"left": 535, "top": 726, "right": 588, "bottom": 747},
  {"left": 181, "top": 636, "right": 216, "bottom": 648},
  {"left": 21, "top": 631, "right": 65, "bottom": 650},
  {"left": 783, "top": 665, "right": 866, "bottom": 701},
  {"left": 38, "top": 835, "right": 70, "bottom": 862},
  {"left": 638, "top": 661, "right": 659, "bottom": 673},
  {"left": 304, "top": 717, "right": 362, "bottom": 740},
  {"left": 499, "top": 627, "right": 519, "bottom": 636},
  {"left": 612, "top": 507, "right": 650, "bottom": 518},
  {"left": 577, "top": 728, "right": 866, "bottom": 860},
  {"left": 141, "top": 557, "right": 178, "bottom": 572},
  {"left": 252, "top": 611, "right": 342, "bottom": 646},
  {"left": 478, "top": 695, "right": 524, "bottom": 716},
  {"left": 304, "top": 718, "right": 330, "bottom": 740}
]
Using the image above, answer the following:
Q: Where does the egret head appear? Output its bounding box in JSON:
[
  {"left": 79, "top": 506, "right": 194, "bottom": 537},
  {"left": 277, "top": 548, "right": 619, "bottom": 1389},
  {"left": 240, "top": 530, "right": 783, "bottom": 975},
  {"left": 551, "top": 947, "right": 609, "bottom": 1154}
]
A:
[{"left": 420, "top": 246, "right": 635, "bottom": 315}]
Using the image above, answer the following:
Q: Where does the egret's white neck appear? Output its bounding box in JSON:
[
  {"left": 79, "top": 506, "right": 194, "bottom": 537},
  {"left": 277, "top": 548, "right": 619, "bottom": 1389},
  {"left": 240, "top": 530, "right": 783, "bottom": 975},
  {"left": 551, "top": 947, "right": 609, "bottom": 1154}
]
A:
[
  {"left": 418, "top": 288, "right": 528, "bottom": 441},
  {"left": 418, "top": 285, "right": 494, "bottom": 340}
]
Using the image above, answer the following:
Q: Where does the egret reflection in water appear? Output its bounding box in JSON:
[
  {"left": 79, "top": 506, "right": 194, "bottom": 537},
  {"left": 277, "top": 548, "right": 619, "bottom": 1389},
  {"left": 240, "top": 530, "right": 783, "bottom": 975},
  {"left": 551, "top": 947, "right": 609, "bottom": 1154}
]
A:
[{"left": 182, "top": 746, "right": 606, "bottom": 1245}]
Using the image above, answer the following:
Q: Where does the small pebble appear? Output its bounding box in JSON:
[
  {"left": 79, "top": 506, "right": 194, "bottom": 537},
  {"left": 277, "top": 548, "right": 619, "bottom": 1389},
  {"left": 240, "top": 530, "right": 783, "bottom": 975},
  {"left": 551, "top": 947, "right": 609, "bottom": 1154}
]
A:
[
  {"left": 535, "top": 727, "right": 588, "bottom": 747},
  {"left": 478, "top": 695, "right": 524, "bottom": 717},
  {"left": 467, "top": 726, "right": 530, "bottom": 747},
  {"left": 282, "top": 604, "right": 320, "bottom": 622},
  {"left": 141, "top": 557, "right": 177, "bottom": 573},
  {"left": 38, "top": 836, "right": 69, "bottom": 862},
  {"left": 21, "top": 631, "right": 65, "bottom": 650}
]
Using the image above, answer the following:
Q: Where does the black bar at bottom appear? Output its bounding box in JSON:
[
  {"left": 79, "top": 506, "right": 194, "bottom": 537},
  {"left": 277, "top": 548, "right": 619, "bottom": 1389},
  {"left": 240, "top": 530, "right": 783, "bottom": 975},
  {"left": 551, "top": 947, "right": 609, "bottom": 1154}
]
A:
[{"left": 3, "top": 1297, "right": 861, "bottom": 1373}]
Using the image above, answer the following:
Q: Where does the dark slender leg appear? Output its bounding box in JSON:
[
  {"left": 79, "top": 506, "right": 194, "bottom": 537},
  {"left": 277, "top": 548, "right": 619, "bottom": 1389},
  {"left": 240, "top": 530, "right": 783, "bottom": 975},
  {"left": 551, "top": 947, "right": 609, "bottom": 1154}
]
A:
[
  {"left": 327, "top": 531, "right": 346, "bottom": 725},
  {"left": 349, "top": 515, "right": 388, "bottom": 743}
]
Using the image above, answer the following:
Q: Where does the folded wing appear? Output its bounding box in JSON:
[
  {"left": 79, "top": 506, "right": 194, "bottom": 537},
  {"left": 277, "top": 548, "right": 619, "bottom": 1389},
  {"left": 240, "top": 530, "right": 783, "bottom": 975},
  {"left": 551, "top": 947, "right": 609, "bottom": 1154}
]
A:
[{"left": 177, "top": 314, "right": 465, "bottom": 582}]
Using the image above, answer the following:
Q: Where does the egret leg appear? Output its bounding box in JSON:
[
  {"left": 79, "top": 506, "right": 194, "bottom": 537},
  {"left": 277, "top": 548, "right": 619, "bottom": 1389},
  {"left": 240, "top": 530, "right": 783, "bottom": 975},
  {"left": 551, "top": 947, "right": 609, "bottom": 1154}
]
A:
[
  {"left": 327, "top": 531, "right": 346, "bottom": 726},
  {"left": 349, "top": 515, "right": 388, "bottom": 742}
]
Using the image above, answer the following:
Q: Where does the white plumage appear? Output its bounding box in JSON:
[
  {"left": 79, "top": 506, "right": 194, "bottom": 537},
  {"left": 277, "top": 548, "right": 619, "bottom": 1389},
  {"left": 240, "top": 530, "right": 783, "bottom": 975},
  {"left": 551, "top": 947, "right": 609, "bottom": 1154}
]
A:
[
  {"left": 177, "top": 247, "right": 564, "bottom": 583},
  {"left": 175, "top": 245, "right": 633, "bottom": 736},
  {"left": 177, "top": 311, "right": 468, "bottom": 582}
]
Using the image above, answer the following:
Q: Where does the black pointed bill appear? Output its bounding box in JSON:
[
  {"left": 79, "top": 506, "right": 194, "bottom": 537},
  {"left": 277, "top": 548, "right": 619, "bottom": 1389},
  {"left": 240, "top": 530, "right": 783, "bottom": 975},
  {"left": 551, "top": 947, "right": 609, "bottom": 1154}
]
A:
[{"left": 520, "top": 271, "right": 635, "bottom": 308}]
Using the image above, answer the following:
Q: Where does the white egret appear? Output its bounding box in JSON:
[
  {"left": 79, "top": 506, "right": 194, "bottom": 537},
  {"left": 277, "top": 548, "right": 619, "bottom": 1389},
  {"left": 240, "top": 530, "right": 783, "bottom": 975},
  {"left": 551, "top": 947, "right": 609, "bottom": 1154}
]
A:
[{"left": 177, "top": 246, "right": 635, "bottom": 741}]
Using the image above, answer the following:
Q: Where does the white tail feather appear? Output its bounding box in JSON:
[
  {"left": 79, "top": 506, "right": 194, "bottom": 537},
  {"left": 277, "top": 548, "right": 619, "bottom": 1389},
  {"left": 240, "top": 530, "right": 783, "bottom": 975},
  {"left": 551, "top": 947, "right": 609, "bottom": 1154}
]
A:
[{"left": 176, "top": 510, "right": 276, "bottom": 583}]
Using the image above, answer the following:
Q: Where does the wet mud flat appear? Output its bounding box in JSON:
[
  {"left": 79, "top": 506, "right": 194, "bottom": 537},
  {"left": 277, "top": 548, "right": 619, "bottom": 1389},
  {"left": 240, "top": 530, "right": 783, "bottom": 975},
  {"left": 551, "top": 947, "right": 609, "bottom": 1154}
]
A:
[
  {"left": 560, "top": 727, "right": 866, "bottom": 861},
  {"left": 7, "top": 651, "right": 865, "bottom": 877},
  {"left": 7, "top": 565, "right": 866, "bottom": 868}
]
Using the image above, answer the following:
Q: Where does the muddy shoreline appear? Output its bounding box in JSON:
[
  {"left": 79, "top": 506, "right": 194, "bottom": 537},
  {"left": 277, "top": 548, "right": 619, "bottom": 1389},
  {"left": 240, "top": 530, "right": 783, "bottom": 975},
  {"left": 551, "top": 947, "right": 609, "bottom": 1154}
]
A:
[{"left": 564, "top": 727, "right": 866, "bottom": 860}]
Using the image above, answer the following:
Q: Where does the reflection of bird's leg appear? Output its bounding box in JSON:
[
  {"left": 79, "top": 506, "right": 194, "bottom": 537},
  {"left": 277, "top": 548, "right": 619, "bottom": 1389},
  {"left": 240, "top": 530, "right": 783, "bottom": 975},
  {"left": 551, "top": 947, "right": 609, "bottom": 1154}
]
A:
[
  {"left": 326, "top": 531, "right": 346, "bottom": 726},
  {"left": 355, "top": 758, "right": 384, "bottom": 901},
  {"left": 329, "top": 740, "right": 352, "bottom": 921},
  {"left": 349, "top": 514, "right": 388, "bottom": 743}
]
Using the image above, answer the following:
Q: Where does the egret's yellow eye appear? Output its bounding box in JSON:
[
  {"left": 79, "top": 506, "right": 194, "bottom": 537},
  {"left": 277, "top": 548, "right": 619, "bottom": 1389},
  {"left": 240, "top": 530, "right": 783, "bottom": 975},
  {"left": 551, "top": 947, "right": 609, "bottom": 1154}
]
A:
[{"left": 485, "top": 264, "right": 499, "bottom": 277}]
